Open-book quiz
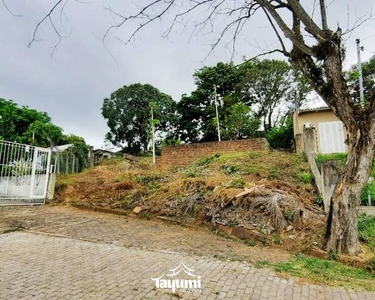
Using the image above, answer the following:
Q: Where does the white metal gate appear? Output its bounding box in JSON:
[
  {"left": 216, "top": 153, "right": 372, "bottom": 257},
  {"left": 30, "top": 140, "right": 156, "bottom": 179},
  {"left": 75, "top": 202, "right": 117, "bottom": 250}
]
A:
[
  {"left": 318, "top": 121, "right": 346, "bottom": 154},
  {"left": 0, "top": 140, "right": 51, "bottom": 205}
]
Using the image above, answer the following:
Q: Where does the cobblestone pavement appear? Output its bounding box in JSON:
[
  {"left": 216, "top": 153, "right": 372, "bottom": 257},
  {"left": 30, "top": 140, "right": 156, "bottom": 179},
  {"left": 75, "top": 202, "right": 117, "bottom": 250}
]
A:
[
  {"left": 0, "top": 206, "right": 290, "bottom": 263},
  {"left": 1, "top": 232, "right": 374, "bottom": 300},
  {"left": 1, "top": 206, "right": 375, "bottom": 300}
]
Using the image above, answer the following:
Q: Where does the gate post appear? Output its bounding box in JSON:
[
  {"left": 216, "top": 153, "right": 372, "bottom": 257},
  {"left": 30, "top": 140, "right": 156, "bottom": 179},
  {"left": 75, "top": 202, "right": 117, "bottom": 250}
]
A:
[{"left": 29, "top": 148, "right": 38, "bottom": 198}]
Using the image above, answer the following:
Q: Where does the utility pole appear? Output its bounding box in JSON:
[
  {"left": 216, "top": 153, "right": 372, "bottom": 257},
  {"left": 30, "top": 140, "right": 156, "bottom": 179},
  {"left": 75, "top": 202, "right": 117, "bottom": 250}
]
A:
[
  {"left": 150, "top": 105, "right": 156, "bottom": 165},
  {"left": 213, "top": 84, "right": 221, "bottom": 142},
  {"left": 356, "top": 38, "right": 365, "bottom": 106}
]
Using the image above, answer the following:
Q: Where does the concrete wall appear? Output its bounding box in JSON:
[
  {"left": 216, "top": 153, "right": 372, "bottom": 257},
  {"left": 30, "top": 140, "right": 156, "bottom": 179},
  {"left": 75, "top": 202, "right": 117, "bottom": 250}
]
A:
[
  {"left": 157, "top": 138, "right": 269, "bottom": 168},
  {"left": 302, "top": 128, "right": 342, "bottom": 212},
  {"left": 47, "top": 173, "right": 56, "bottom": 200},
  {"left": 303, "top": 128, "right": 374, "bottom": 212},
  {"left": 320, "top": 160, "right": 342, "bottom": 211}
]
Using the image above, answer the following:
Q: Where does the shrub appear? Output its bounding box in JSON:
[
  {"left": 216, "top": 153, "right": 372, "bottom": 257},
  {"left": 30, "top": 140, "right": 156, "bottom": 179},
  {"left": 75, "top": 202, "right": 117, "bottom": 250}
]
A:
[
  {"left": 266, "top": 116, "right": 293, "bottom": 149},
  {"left": 361, "top": 181, "right": 375, "bottom": 206},
  {"left": 221, "top": 164, "right": 241, "bottom": 175},
  {"left": 297, "top": 172, "right": 314, "bottom": 184},
  {"left": 358, "top": 214, "right": 375, "bottom": 251},
  {"left": 161, "top": 137, "right": 181, "bottom": 148}
]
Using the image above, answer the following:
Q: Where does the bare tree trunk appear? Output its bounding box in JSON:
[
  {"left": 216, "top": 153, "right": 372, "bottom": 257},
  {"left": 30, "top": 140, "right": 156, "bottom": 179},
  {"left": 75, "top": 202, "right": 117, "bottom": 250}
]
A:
[{"left": 324, "top": 127, "right": 375, "bottom": 254}]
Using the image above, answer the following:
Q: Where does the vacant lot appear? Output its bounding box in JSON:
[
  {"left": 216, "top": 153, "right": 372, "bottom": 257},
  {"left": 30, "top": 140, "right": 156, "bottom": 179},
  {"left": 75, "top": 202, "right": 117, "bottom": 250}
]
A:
[{"left": 55, "top": 152, "right": 326, "bottom": 255}]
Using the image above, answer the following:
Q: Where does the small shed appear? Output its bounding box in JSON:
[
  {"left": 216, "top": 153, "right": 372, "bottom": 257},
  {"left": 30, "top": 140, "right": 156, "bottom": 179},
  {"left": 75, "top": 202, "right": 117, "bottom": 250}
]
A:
[
  {"left": 93, "top": 149, "right": 120, "bottom": 165},
  {"left": 293, "top": 107, "right": 347, "bottom": 154}
]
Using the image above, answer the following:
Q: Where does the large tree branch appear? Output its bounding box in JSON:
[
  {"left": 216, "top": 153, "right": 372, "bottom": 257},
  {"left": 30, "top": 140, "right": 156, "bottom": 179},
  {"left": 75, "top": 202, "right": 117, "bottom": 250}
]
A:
[
  {"left": 286, "top": 0, "right": 327, "bottom": 40},
  {"left": 262, "top": 7, "right": 289, "bottom": 56},
  {"left": 255, "top": 0, "right": 315, "bottom": 56}
]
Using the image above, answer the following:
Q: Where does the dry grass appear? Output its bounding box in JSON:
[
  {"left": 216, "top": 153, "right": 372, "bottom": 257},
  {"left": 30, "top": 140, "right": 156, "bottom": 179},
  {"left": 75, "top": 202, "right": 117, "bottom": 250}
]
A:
[{"left": 54, "top": 150, "right": 322, "bottom": 239}]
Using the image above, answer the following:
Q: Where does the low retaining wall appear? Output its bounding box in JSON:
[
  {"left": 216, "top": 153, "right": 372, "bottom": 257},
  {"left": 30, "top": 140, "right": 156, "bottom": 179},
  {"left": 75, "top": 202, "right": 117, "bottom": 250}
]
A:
[
  {"left": 157, "top": 138, "right": 269, "bottom": 168},
  {"left": 359, "top": 206, "right": 375, "bottom": 216},
  {"left": 303, "top": 129, "right": 342, "bottom": 212},
  {"left": 303, "top": 128, "right": 374, "bottom": 212}
]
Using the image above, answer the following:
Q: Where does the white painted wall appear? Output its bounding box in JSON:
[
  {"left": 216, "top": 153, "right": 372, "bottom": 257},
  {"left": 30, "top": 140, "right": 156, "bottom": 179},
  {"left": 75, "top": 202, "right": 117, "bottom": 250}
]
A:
[{"left": 318, "top": 121, "right": 346, "bottom": 154}]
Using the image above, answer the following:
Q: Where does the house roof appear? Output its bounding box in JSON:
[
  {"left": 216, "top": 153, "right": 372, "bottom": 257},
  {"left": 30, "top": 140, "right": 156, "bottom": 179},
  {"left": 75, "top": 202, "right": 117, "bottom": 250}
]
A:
[
  {"left": 93, "top": 149, "right": 123, "bottom": 155},
  {"left": 93, "top": 149, "right": 116, "bottom": 154},
  {"left": 298, "top": 106, "right": 331, "bottom": 115}
]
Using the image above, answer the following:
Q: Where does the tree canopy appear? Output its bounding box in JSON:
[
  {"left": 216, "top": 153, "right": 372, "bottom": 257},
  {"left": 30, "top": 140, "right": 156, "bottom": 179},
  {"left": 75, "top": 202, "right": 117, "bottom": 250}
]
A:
[
  {"left": 177, "top": 59, "right": 308, "bottom": 142},
  {"left": 177, "top": 62, "right": 242, "bottom": 142},
  {"left": 221, "top": 102, "right": 260, "bottom": 140},
  {"left": 102, "top": 83, "right": 177, "bottom": 155},
  {"left": 239, "top": 59, "right": 304, "bottom": 133},
  {"left": 0, "top": 98, "right": 91, "bottom": 171},
  {"left": 0, "top": 98, "right": 63, "bottom": 146},
  {"left": 348, "top": 55, "right": 375, "bottom": 103}
]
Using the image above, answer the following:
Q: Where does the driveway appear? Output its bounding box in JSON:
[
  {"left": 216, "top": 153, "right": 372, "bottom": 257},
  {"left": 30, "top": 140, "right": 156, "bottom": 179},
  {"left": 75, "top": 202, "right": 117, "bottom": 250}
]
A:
[{"left": 0, "top": 206, "right": 374, "bottom": 300}]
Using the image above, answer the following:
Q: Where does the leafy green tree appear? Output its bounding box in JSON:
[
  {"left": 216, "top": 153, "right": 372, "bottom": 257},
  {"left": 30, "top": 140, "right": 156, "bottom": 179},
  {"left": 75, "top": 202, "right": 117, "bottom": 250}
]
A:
[
  {"left": 221, "top": 103, "right": 260, "bottom": 140},
  {"left": 177, "top": 93, "right": 203, "bottom": 143},
  {"left": 0, "top": 98, "right": 51, "bottom": 143},
  {"left": 61, "top": 134, "right": 91, "bottom": 171},
  {"left": 102, "top": 83, "right": 177, "bottom": 155},
  {"left": 0, "top": 98, "right": 90, "bottom": 171},
  {"left": 289, "top": 70, "right": 312, "bottom": 108},
  {"left": 24, "top": 120, "right": 64, "bottom": 147},
  {"left": 178, "top": 60, "right": 306, "bottom": 142},
  {"left": 177, "top": 62, "right": 242, "bottom": 142},
  {"left": 238, "top": 59, "right": 294, "bottom": 133}
]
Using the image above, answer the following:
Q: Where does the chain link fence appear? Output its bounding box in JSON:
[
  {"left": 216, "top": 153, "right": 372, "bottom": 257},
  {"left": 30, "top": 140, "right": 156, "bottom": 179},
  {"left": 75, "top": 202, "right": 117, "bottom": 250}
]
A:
[{"left": 51, "top": 151, "right": 82, "bottom": 174}]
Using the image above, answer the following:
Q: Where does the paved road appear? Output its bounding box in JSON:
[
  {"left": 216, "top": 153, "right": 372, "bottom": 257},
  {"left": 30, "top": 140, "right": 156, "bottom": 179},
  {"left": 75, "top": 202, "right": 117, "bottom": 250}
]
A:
[
  {"left": 0, "top": 206, "right": 375, "bottom": 300},
  {"left": 0, "top": 206, "right": 290, "bottom": 264}
]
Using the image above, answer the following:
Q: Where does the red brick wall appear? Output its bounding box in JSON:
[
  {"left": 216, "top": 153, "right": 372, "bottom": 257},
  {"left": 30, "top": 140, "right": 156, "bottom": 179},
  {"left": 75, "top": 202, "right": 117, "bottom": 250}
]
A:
[{"left": 157, "top": 138, "right": 269, "bottom": 168}]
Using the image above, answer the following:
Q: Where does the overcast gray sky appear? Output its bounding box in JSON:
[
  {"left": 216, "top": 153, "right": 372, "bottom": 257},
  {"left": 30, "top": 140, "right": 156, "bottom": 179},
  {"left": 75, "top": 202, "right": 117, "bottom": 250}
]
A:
[{"left": 0, "top": 1, "right": 374, "bottom": 148}]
